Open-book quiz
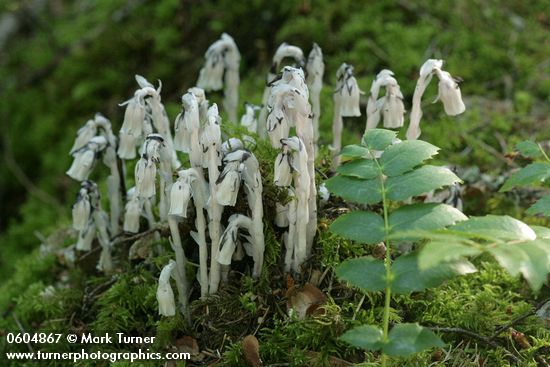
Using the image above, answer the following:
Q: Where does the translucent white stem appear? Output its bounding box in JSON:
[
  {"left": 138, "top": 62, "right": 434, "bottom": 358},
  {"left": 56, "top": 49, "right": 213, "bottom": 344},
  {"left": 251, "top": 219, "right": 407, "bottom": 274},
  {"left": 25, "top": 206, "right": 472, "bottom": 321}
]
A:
[
  {"left": 207, "top": 149, "right": 222, "bottom": 294},
  {"left": 168, "top": 216, "right": 190, "bottom": 322},
  {"left": 331, "top": 100, "right": 343, "bottom": 170}
]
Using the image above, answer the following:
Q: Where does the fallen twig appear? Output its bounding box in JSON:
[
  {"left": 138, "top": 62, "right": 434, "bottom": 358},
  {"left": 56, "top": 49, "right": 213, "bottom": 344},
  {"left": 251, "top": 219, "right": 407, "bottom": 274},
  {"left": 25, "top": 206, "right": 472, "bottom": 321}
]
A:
[
  {"left": 429, "top": 326, "right": 521, "bottom": 363},
  {"left": 491, "top": 297, "right": 550, "bottom": 338}
]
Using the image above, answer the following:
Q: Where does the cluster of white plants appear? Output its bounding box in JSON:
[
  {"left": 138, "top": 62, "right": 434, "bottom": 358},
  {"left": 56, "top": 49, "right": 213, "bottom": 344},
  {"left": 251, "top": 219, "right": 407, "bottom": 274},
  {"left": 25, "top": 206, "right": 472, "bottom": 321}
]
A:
[{"left": 66, "top": 34, "right": 467, "bottom": 319}]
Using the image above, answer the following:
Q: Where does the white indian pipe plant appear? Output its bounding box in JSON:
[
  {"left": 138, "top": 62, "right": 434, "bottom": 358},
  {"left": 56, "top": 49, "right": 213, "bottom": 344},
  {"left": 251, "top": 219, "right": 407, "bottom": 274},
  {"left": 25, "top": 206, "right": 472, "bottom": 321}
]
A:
[
  {"left": 157, "top": 260, "right": 177, "bottom": 317},
  {"left": 240, "top": 102, "right": 261, "bottom": 134},
  {"left": 331, "top": 63, "right": 362, "bottom": 169},
  {"left": 258, "top": 43, "right": 306, "bottom": 138},
  {"left": 365, "top": 69, "right": 405, "bottom": 131},
  {"left": 406, "top": 59, "right": 466, "bottom": 140},
  {"left": 71, "top": 180, "right": 113, "bottom": 272},
  {"left": 171, "top": 168, "right": 209, "bottom": 298},
  {"left": 68, "top": 114, "right": 122, "bottom": 236},
  {"left": 197, "top": 33, "right": 241, "bottom": 123},
  {"left": 279, "top": 137, "right": 310, "bottom": 272},
  {"left": 267, "top": 66, "right": 317, "bottom": 268},
  {"left": 305, "top": 43, "right": 324, "bottom": 156},
  {"left": 201, "top": 104, "right": 224, "bottom": 294},
  {"left": 220, "top": 148, "right": 265, "bottom": 277}
]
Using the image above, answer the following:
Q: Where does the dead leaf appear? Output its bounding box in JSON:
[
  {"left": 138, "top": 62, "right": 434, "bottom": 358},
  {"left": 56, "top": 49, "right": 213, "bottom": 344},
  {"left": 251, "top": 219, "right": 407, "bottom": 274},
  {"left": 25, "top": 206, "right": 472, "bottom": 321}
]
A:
[
  {"left": 242, "top": 335, "right": 262, "bottom": 367},
  {"left": 286, "top": 283, "right": 327, "bottom": 319}
]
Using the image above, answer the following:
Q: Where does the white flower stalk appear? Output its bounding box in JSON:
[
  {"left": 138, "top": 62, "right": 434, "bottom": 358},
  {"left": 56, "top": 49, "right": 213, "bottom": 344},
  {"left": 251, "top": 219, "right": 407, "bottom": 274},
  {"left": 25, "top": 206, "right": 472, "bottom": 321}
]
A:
[
  {"left": 332, "top": 63, "right": 362, "bottom": 169},
  {"left": 95, "top": 208, "right": 113, "bottom": 273},
  {"left": 94, "top": 114, "right": 122, "bottom": 236},
  {"left": 70, "top": 119, "right": 97, "bottom": 154},
  {"left": 275, "top": 202, "right": 289, "bottom": 227},
  {"left": 224, "top": 149, "right": 265, "bottom": 277},
  {"left": 176, "top": 168, "right": 209, "bottom": 298},
  {"left": 166, "top": 159, "right": 191, "bottom": 316},
  {"left": 198, "top": 33, "right": 241, "bottom": 122},
  {"left": 281, "top": 137, "right": 310, "bottom": 272},
  {"left": 82, "top": 181, "right": 113, "bottom": 273},
  {"left": 240, "top": 103, "right": 260, "bottom": 134},
  {"left": 167, "top": 215, "right": 190, "bottom": 321},
  {"left": 123, "top": 187, "right": 141, "bottom": 233},
  {"left": 258, "top": 43, "right": 305, "bottom": 138},
  {"left": 66, "top": 136, "right": 107, "bottom": 181},
  {"left": 365, "top": 69, "right": 405, "bottom": 131},
  {"left": 202, "top": 104, "right": 223, "bottom": 294},
  {"left": 406, "top": 59, "right": 465, "bottom": 140},
  {"left": 306, "top": 43, "right": 324, "bottom": 155},
  {"left": 283, "top": 189, "right": 298, "bottom": 272},
  {"left": 157, "top": 260, "right": 177, "bottom": 317}
]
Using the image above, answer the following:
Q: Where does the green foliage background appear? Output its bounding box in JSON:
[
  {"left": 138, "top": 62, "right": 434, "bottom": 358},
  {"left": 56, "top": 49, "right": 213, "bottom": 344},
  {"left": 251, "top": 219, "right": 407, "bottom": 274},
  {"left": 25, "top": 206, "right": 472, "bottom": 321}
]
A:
[{"left": 0, "top": 0, "right": 549, "bottom": 365}]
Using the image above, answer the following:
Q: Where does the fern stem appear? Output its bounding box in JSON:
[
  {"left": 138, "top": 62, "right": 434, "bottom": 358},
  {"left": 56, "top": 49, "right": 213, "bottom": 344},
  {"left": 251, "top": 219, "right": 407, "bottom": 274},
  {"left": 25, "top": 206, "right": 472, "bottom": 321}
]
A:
[{"left": 375, "top": 156, "right": 392, "bottom": 367}]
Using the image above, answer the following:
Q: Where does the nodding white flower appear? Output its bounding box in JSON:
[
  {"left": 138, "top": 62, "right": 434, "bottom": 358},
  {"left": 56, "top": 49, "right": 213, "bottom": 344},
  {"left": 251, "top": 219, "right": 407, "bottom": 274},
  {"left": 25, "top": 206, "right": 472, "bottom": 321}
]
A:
[
  {"left": 258, "top": 43, "right": 305, "bottom": 138},
  {"left": 169, "top": 178, "right": 192, "bottom": 217},
  {"left": 70, "top": 119, "right": 97, "bottom": 154},
  {"left": 306, "top": 43, "right": 324, "bottom": 95},
  {"left": 157, "top": 260, "right": 177, "bottom": 316},
  {"left": 197, "top": 33, "right": 240, "bottom": 121},
  {"left": 197, "top": 51, "right": 225, "bottom": 91},
  {"left": 274, "top": 150, "right": 293, "bottom": 187},
  {"left": 123, "top": 187, "right": 141, "bottom": 233},
  {"left": 281, "top": 66, "right": 309, "bottom": 100},
  {"left": 66, "top": 136, "right": 107, "bottom": 181},
  {"left": 135, "top": 134, "right": 164, "bottom": 198},
  {"left": 281, "top": 137, "right": 310, "bottom": 195},
  {"left": 72, "top": 186, "right": 91, "bottom": 231},
  {"left": 272, "top": 43, "right": 306, "bottom": 75},
  {"left": 335, "top": 63, "right": 362, "bottom": 117},
  {"left": 119, "top": 93, "right": 145, "bottom": 137},
  {"left": 221, "top": 138, "right": 244, "bottom": 155},
  {"left": 275, "top": 202, "right": 290, "bottom": 227},
  {"left": 433, "top": 70, "right": 465, "bottom": 116},
  {"left": 76, "top": 222, "right": 96, "bottom": 251},
  {"left": 218, "top": 214, "right": 253, "bottom": 266},
  {"left": 117, "top": 131, "right": 138, "bottom": 159},
  {"left": 135, "top": 159, "right": 157, "bottom": 198},
  {"left": 420, "top": 59, "right": 443, "bottom": 80},
  {"left": 173, "top": 110, "right": 188, "bottom": 153},
  {"left": 381, "top": 82, "right": 405, "bottom": 129},
  {"left": 318, "top": 183, "right": 330, "bottom": 203},
  {"left": 215, "top": 160, "right": 241, "bottom": 206},
  {"left": 240, "top": 103, "right": 260, "bottom": 134},
  {"left": 267, "top": 108, "right": 290, "bottom": 148},
  {"left": 406, "top": 59, "right": 465, "bottom": 140},
  {"left": 188, "top": 87, "right": 209, "bottom": 122},
  {"left": 201, "top": 105, "right": 222, "bottom": 148}
]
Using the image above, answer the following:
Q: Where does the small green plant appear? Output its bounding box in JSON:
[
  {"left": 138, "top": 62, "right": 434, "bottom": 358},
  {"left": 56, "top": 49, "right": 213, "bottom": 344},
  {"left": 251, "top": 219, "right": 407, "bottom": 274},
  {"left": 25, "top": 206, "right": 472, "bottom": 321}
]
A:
[
  {"left": 500, "top": 140, "right": 550, "bottom": 217},
  {"left": 326, "top": 129, "right": 550, "bottom": 365}
]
